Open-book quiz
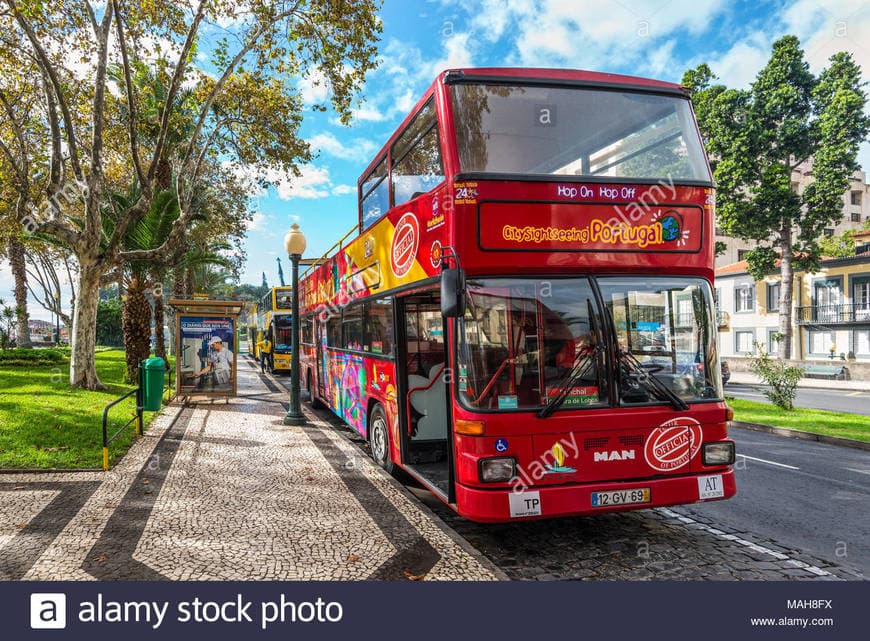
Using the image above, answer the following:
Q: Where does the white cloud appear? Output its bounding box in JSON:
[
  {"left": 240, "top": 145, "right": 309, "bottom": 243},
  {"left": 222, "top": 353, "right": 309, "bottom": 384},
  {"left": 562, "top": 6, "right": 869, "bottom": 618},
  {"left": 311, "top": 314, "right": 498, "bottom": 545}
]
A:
[
  {"left": 273, "top": 165, "right": 332, "bottom": 200},
  {"left": 349, "top": 105, "right": 388, "bottom": 122},
  {"left": 707, "top": 33, "right": 772, "bottom": 88},
  {"left": 309, "top": 132, "right": 378, "bottom": 162},
  {"left": 248, "top": 210, "right": 267, "bottom": 231},
  {"left": 299, "top": 69, "right": 330, "bottom": 105},
  {"left": 331, "top": 184, "right": 356, "bottom": 196},
  {"left": 228, "top": 162, "right": 329, "bottom": 200}
]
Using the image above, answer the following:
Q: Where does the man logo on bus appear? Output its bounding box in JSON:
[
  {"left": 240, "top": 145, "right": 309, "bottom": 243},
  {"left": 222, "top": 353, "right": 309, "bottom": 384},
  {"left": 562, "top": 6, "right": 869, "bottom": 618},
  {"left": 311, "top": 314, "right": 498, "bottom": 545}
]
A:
[{"left": 391, "top": 213, "right": 420, "bottom": 277}]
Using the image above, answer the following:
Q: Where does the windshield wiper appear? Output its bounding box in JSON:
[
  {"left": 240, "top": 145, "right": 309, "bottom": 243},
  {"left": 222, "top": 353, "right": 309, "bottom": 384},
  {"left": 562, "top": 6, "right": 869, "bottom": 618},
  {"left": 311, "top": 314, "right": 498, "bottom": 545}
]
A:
[
  {"left": 617, "top": 349, "right": 689, "bottom": 411},
  {"left": 537, "top": 347, "right": 599, "bottom": 418}
]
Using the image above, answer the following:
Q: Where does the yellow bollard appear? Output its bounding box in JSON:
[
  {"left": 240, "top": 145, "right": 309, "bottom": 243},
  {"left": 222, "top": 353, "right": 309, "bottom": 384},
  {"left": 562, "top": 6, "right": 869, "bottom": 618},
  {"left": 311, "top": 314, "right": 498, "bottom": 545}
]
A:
[{"left": 103, "top": 447, "right": 109, "bottom": 472}]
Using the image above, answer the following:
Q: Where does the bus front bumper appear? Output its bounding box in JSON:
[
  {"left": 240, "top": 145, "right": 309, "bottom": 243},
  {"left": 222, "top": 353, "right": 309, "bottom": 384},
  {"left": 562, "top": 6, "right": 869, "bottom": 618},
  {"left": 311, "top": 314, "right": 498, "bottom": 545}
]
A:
[{"left": 454, "top": 468, "right": 736, "bottom": 523}]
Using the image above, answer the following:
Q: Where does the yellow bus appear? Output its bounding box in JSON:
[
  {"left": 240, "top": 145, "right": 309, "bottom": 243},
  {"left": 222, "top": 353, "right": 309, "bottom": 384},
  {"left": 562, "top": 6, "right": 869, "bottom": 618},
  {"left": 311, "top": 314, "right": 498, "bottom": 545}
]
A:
[{"left": 256, "top": 286, "right": 293, "bottom": 372}]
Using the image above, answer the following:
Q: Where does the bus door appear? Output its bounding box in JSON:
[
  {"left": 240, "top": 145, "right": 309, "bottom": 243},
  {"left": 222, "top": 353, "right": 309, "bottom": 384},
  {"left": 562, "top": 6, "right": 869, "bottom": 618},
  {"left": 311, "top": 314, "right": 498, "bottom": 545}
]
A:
[
  {"left": 316, "top": 315, "right": 328, "bottom": 401},
  {"left": 397, "top": 293, "right": 453, "bottom": 499}
]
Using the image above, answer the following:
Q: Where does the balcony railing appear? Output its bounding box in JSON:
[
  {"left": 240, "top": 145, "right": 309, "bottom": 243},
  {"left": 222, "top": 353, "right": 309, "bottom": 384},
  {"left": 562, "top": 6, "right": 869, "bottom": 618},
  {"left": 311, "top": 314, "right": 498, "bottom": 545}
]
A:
[{"left": 796, "top": 304, "right": 870, "bottom": 325}]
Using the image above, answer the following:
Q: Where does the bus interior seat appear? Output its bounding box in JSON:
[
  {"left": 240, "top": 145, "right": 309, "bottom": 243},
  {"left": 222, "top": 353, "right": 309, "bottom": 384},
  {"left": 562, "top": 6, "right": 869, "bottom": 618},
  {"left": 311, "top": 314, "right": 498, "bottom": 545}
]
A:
[{"left": 408, "top": 365, "right": 448, "bottom": 441}]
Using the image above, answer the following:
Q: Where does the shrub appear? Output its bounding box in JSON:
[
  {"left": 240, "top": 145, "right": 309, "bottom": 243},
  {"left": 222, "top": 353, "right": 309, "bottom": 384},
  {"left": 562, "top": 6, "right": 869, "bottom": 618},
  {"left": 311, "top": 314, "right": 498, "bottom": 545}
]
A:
[
  {"left": 751, "top": 346, "right": 803, "bottom": 410},
  {"left": 0, "top": 348, "right": 69, "bottom": 367}
]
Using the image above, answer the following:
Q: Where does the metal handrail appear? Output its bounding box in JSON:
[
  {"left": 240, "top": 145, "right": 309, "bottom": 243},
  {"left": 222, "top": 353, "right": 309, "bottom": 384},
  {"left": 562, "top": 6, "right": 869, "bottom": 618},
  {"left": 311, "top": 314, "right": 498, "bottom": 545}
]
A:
[
  {"left": 101, "top": 364, "right": 144, "bottom": 471},
  {"left": 300, "top": 225, "right": 358, "bottom": 280},
  {"left": 796, "top": 303, "right": 870, "bottom": 324}
]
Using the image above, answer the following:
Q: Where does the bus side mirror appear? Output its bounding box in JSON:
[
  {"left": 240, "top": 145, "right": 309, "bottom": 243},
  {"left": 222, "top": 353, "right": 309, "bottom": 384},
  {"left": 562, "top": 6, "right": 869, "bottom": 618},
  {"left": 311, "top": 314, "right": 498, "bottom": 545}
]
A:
[{"left": 441, "top": 267, "right": 466, "bottom": 318}]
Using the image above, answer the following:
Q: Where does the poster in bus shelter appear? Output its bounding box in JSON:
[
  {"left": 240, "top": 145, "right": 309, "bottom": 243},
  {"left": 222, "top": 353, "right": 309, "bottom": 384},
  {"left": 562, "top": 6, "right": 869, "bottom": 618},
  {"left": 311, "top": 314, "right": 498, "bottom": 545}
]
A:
[{"left": 177, "top": 316, "right": 237, "bottom": 396}]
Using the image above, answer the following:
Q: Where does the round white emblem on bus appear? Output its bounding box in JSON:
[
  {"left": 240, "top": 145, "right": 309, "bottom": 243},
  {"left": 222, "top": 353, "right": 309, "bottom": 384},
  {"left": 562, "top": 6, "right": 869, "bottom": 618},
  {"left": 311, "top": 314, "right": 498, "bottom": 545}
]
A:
[
  {"left": 391, "top": 213, "right": 420, "bottom": 277},
  {"left": 644, "top": 417, "right": 702, "bottom": 472}
]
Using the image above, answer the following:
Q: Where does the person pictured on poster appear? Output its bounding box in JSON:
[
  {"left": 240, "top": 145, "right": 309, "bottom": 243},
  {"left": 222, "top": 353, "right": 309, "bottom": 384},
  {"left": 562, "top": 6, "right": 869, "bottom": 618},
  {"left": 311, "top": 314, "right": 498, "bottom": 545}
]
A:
[{"left": 192, "top": 336, "right": 234, "bottom": 391}]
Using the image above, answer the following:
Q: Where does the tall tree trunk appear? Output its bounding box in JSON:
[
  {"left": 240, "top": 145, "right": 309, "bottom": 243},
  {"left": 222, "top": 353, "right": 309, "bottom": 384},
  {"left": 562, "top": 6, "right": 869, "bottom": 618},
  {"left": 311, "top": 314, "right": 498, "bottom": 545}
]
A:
[
  {"left": 7, "top": 236, "right": 31, "bottom": 348},
  {"left": 70, "top": 258, "right": 105, "bottom": 389},
  {"left": 778, "top": 221, "right": 794, "bottom": 360},
  {"left": 184, "top": 266, "right": 194, "bottom": 298},
  {"left": 154, "top": 291, "right": 166, "bottom": 361},
  {"left": 122, "top": 275, "right": 152, "bottom": 383}
]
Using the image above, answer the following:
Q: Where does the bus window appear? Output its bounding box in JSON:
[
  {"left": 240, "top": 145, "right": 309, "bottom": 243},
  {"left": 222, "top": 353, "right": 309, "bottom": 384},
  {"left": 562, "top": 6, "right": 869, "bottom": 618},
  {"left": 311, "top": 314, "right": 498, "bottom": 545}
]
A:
[
  {"left": 275, "top": 290, "right": 293, "bottom": 310},
  {"left": 458, "top": 278, "right": 606, "bottom": 410},
  {"left": 343, "top": 305, "right": 364, "bottom": 351},
  {"left": 327, "top": 314, "right": 341, "bottom": 347},
  {"left": 300, "top": 317, "right": 314, "bottom": 345},
  {"left": 365, "top": 299, "right": 393, "bottom": 355},
  {"left": 391, "top": 100, "right": 444, "bottom": 206},
  {"left": 450, "top": 84, "right": 710, "bottom": 181},
  {"left": 361, "top": 157, "right": 388, "bottom": 230}
]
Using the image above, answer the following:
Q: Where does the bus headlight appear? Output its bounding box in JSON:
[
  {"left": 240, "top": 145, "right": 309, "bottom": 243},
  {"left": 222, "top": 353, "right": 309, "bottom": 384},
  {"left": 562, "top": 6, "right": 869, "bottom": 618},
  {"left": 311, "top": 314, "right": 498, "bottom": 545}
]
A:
[
  {"left": 479, "top": 457, "right": 516, "bottom": 483},
  {"left": 703, "top": 442, "right": 735, "bottom": 466}
]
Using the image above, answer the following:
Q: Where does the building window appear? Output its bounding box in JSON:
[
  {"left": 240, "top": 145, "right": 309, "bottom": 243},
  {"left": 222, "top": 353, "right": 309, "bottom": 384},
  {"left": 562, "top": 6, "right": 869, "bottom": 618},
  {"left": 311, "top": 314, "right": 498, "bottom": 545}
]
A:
[
  {"left": 852, "top": 212, "right": 862, "bottom": 223},
  {"left": 823, "top": 228, "right": 834, "bottom": 237},
  {"left": 714, "top": 287, "right": 721, "bottom": 309},
  {"left": 766, "top": 330, "right": 780, "bottom": 354},
  {"left": 734, "top": 284, "right": 755, "bottom": 312},
  {"left": 855, "top": 330, "right": 870, "bottom": 357},
  {"left": 766, "top": 282, "right": 780, "bottom": 312},
  {"left": 852, "top": 191, "right": 863, "bottom": 206},
  {"left": 853, "top": 277, "right": 870, "bottom": 319},
  {"left": 814, "top": 278, "right": 842, "bottom": 322},
  {"left": 737, "top": 249, "right": 751, "bottom": 261},
  {"left": 808, "top": 330, "right": 834, "bottom": 355},
  {"left": 735, "top": 330, "right": 754, "bottom": 354}
]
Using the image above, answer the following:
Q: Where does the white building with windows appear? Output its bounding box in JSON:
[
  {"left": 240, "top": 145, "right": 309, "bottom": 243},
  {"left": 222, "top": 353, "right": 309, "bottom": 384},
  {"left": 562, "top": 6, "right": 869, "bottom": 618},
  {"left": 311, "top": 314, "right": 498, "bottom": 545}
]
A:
[
  {"left": 715, "top": 247, "right": 870, "bottom": 361},
  {"left": 716, "top": 167, "right": 870, "bottom": 268}
]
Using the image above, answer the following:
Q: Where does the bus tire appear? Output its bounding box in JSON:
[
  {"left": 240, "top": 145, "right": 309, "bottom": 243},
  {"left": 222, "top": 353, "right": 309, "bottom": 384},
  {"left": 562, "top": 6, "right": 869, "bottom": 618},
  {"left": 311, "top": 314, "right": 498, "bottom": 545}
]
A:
[
  {"left": 369, "top": 404, "right": 394, "bottom": 474},
  {"left": 307, "top": 371, "right": 324, "bottom": 409}
]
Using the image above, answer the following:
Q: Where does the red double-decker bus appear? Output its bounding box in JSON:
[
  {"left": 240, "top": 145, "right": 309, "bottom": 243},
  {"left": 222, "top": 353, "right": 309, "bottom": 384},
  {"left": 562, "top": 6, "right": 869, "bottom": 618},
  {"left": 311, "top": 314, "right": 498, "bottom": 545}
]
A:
[{"left": 298, "top": 68, "right": 736, "bottom": 522}]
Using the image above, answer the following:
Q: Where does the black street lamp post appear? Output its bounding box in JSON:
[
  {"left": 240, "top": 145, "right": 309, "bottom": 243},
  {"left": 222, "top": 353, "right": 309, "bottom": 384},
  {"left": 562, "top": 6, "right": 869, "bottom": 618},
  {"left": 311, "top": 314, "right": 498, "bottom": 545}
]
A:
[{"left": 283, "top": 223, "right": 307, "bottom": 426}]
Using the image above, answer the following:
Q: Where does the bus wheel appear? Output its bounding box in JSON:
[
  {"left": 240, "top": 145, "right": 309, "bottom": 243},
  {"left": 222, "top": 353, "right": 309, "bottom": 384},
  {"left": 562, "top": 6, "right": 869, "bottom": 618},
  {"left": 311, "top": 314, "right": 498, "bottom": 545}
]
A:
[
  {"left": 307, "top": 371, "right": 324, "bottom": 409},
  {"left": 369, "top": 404, "right": 394, "bottom": 474}
]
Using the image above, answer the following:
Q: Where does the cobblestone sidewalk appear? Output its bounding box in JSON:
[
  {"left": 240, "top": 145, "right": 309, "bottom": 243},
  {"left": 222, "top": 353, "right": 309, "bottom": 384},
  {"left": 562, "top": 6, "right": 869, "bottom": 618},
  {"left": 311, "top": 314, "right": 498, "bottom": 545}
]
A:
[{"left": 0, "top": 355, "right": 500, "bottom": 581}]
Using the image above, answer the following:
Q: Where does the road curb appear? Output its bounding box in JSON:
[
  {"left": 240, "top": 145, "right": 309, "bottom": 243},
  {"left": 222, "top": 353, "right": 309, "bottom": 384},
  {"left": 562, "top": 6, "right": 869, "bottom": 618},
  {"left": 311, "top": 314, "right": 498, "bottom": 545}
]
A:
[{"left": 731, "top": 421, "right": 870, "bottom": 451}]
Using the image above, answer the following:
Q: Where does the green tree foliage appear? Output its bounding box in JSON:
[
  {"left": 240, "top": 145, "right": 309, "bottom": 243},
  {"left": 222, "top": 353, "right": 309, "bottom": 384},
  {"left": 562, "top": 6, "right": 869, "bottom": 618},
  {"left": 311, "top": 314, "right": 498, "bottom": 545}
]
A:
[
  {"left": 0, "top": 0, "right": 383, "bottom": 388},
  {"left": 751, "top": 344, "right": 804, "bottom": 411},
  {"left": 817, "top": 231, "right": 856, "bottom": 258},
  {"left": 96, "top": 299, "right": 123, "bottom": 347},
  {"left": 684, "top": 37, "right": 870, "bottom": 358}
]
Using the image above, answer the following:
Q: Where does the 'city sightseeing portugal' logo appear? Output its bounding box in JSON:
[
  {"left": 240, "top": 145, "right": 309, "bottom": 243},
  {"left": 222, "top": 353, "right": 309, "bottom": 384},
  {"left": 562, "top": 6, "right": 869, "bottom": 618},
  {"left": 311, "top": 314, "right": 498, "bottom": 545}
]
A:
[{"left": 391, "top": 213, "right": 419, "bottom": 277}]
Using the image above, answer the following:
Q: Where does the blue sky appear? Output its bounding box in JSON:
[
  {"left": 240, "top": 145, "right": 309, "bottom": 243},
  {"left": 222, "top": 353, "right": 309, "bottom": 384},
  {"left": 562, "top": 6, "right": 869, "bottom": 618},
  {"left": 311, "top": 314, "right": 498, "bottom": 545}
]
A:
[{"left": 4, "top": 0, "right": 870, "bottom": 320}]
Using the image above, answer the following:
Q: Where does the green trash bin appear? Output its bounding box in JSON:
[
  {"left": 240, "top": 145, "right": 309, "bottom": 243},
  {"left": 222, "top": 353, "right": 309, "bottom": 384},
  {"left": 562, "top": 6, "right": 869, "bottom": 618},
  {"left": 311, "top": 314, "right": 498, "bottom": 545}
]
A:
[{"left": 141, "top": 357, "right": 166, "bottom": 411}]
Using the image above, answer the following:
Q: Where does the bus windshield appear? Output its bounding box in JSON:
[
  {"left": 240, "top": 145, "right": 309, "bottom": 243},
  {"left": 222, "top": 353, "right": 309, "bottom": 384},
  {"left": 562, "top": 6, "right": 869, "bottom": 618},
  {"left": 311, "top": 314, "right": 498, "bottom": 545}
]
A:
[
  {"left": 273, "top": 316, "right": 293, "bottom": 352},
  {"left": 450, "top": 83, "right": 711, "bottom": 181},
  {"left": 457, "top": 276, "right": 721, "bottom": 412}
]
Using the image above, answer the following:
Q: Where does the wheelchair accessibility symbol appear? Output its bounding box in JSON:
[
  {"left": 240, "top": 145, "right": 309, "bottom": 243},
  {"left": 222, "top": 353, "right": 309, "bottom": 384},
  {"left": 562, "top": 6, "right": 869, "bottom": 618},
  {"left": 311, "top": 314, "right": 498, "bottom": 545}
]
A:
[{"left": 495, "top": 438, "right": 509, "bottom": 453}]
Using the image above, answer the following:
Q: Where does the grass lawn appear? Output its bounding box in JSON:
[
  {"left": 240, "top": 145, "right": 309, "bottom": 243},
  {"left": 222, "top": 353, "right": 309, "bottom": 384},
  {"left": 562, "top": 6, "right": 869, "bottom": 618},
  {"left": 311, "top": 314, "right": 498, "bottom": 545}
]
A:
[
  {"left": 728, "top": 397, "right": 870, "bottom": 443},
  {"left": 0, "top": 350, "right": 172, "bottom": 469}
]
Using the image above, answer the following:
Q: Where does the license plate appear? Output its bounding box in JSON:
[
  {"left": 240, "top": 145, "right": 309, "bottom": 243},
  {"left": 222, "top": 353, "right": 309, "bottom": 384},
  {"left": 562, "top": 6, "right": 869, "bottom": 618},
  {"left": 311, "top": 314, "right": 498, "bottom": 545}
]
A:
[{"left": 591, "top": 488, "right": 650, "bottom": 507}]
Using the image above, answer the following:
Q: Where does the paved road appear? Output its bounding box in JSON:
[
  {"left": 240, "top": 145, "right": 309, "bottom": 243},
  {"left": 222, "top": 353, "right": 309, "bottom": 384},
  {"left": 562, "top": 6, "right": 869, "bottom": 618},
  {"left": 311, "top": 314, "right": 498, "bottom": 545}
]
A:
[
  {"left": 726, "top": 382, "right": 870, "bottom": 415},
  {"left": 683, "top": 426, "right": 870, "bottom": 577},
  {"left": 293, "top": 382, "right": 865, "bottom": 579}
]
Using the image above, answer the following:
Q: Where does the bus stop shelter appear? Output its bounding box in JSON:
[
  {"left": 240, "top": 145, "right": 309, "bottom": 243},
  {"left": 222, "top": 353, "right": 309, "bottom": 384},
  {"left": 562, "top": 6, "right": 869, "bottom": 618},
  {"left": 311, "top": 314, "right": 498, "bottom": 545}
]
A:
[{"left": 169, "top": 299, "right": 246, "bottom": 401}]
